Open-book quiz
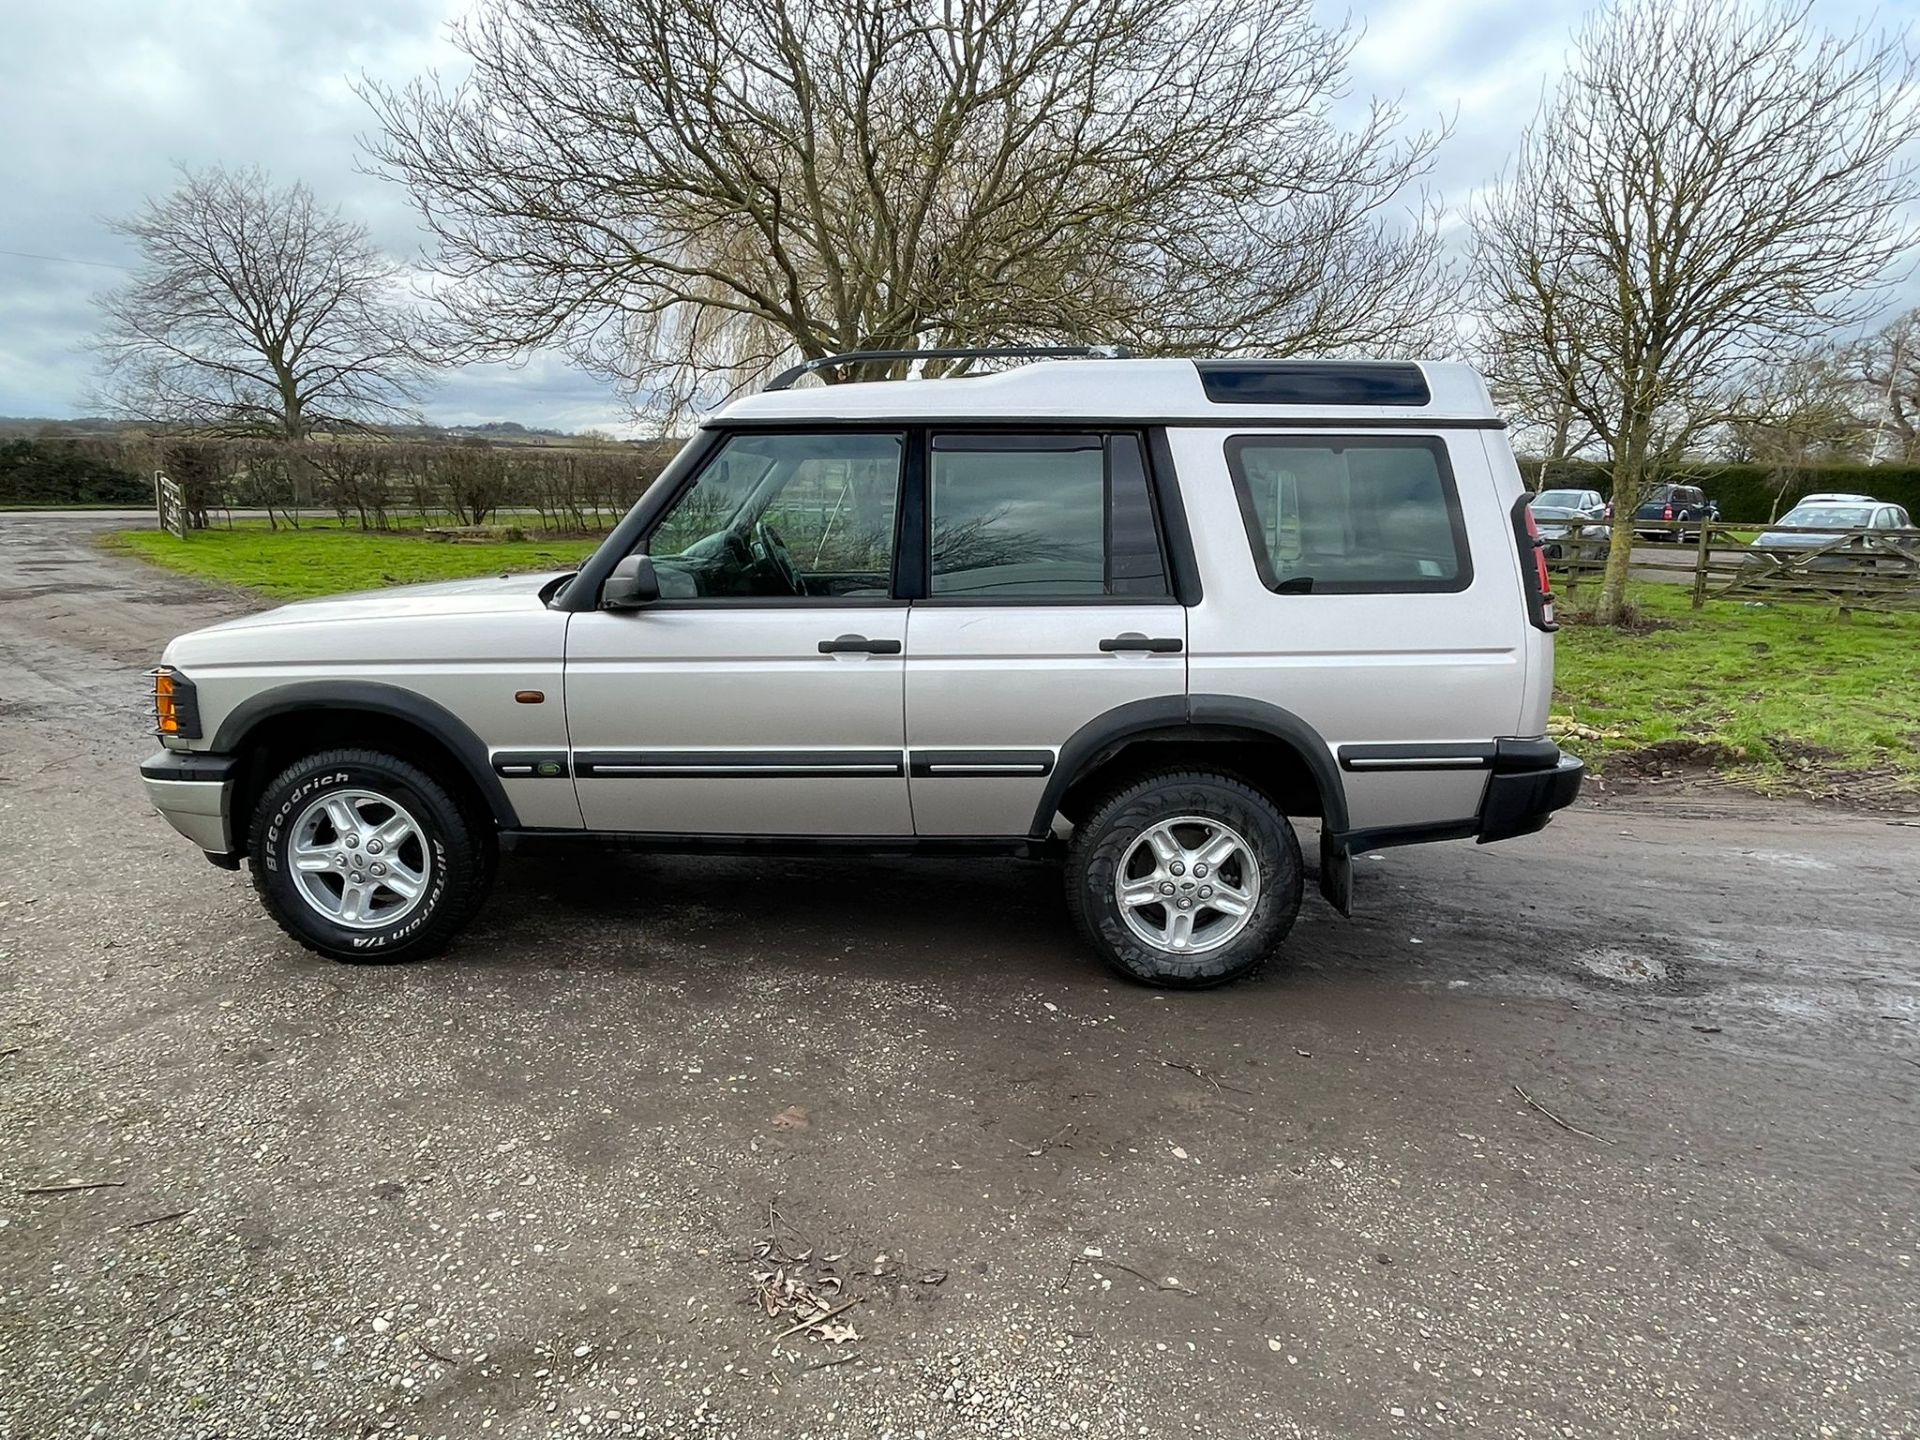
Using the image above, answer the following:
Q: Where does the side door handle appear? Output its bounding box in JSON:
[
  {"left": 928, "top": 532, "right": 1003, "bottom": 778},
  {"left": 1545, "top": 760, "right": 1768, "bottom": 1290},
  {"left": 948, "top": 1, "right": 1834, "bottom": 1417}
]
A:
[
  {"left": 1099, "top": 633, "right": 1182, "bottom": 654},
  {"left": 818, "top": 634, "right": 902, "bottom": 655}
]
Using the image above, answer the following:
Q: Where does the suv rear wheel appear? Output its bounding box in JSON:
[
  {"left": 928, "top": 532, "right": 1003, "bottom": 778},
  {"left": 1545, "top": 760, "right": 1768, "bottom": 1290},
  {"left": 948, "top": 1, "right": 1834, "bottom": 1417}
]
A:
[
  {"left": 1066, "top": 771, "right": 1303, "bottom": 987},
  {"left": 247, "top": 748, "right": 491, "bottom": 964}
]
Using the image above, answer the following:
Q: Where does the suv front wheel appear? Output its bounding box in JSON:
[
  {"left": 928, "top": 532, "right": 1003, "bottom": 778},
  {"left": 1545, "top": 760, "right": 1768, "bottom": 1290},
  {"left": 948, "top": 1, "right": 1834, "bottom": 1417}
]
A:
[
  {"left": 1067, "top": 771, "right": 1303, "bottom": 988},
  {"left": 247, "top": 748, "right": 491, "bottom": 963}
]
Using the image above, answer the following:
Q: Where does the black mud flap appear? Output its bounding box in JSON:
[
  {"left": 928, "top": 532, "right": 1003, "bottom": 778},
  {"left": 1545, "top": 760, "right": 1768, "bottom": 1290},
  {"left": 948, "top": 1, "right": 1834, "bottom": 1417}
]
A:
[{"left": 1318, "top": 829, "right": 1352, "bottom": 917}]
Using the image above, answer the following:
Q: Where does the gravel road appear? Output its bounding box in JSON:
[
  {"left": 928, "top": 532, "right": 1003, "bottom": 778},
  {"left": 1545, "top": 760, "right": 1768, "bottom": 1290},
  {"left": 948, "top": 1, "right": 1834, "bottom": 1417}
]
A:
[{"left": 2, "top": 513, "right": 1917, "bottom": 1440}]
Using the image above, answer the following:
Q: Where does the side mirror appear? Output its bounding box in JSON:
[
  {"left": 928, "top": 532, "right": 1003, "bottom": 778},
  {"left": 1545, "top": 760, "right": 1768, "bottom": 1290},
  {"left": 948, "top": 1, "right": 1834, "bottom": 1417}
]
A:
[{"left": 601, "top": 554, "right": 660, "bottom": 610}]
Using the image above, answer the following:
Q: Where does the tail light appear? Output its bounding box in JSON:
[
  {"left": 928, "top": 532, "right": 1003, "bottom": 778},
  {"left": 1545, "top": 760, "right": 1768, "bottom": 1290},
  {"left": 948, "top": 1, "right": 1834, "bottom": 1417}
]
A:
[
  {"left": 1603, "top": 502, "right": 1612, "bottom": 520},
  {"left": 1510, "top": 496, "right": 1558, "bottom": 632},
  {"left": 1662, "top": 504, "right": 1674, "bottom": 521}
]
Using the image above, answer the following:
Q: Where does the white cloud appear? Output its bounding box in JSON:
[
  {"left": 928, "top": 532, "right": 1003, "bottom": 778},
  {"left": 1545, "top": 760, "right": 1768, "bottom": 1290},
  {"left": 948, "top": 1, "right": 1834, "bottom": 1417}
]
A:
[{"left": 3, "top": 0, "right": 1917, "bottom": 420}]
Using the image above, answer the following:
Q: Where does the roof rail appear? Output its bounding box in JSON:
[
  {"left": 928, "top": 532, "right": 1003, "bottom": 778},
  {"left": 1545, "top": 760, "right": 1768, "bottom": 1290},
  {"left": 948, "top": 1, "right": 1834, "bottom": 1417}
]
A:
[{"left": 763, "top": 344, "right": 1131, "bottom": 392}]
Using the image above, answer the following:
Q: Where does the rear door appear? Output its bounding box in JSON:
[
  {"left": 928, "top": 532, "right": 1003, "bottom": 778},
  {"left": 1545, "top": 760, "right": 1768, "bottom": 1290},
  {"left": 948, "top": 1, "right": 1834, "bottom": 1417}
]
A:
[{"left": 903, "top": 431, "right": 1187, "bottom": 836}]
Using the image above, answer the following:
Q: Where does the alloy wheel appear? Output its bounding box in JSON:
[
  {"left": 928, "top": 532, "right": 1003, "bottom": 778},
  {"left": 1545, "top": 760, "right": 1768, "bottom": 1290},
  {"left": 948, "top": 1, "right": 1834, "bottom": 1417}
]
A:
[
  {"left": 287, "top": 787, "right": 432, "bottom": 930},
  {"left": 1114, "top": 815, "right": 1261, "bottom": 954}
]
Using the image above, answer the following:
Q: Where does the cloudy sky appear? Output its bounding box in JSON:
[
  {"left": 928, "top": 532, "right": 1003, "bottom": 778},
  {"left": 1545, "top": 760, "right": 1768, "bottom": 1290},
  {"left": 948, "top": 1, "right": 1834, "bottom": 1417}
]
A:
[{"left": 1, "top": 0, "right": 1913, "bottom": 431}]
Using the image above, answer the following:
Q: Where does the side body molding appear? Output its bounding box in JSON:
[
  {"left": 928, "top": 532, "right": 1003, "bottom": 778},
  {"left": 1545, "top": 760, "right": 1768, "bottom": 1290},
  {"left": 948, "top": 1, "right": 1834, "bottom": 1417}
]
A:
[
  {"left": 208, "top": 681, "right": 519, "bottom": 828},
  {"left": 1026, "top": 692, "right": 1353, "bottom": 916}
]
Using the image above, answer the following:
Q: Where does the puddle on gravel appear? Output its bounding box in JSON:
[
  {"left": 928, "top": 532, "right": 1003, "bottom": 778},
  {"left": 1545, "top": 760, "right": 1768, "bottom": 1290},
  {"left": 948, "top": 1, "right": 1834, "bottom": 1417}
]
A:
[{"left": 1571, "top": 945, "right": 1672, "bottom": 985}]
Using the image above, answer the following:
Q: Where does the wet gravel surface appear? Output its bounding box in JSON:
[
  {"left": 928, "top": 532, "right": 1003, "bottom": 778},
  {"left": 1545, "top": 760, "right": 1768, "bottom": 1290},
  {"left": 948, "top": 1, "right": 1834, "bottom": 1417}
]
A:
[{"left": 2, "top": 513, "right": 1918, "bottom": 1439}]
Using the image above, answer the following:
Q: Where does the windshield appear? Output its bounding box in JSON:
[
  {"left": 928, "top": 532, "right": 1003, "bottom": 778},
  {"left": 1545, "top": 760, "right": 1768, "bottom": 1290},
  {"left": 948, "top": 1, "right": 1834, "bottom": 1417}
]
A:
[
  {"left": 1778, "top": 506, "right": 1872, "bottom": 528},
  {"left": 1533, "top": 490, "right": 1589, "bottom": 509}
]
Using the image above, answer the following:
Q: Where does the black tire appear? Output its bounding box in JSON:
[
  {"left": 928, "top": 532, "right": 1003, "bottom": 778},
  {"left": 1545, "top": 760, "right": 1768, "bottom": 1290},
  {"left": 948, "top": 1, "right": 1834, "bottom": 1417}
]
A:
[
  {"left": 247, "top": 748, "right": 492, "bottom": 964},
  {"left": 1066, "top": 770, "right": 1303, "bottom": 989}
]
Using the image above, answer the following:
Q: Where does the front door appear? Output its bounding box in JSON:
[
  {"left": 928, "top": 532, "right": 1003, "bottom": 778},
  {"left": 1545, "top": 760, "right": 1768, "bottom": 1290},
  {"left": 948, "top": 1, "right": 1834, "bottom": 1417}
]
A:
[
  {"left": 904, "top": 431, "right": 1189, "bottom": 836},
  {"left": 565, "top": 429, "right": 911, "bottom": 834}
]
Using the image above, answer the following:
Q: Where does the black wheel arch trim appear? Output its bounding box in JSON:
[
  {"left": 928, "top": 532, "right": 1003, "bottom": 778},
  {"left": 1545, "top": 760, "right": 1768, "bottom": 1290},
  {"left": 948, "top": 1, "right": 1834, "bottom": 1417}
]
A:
[
  {"left": 1027, "top": 693, "right": 1350, "bottom": 841},
  {"left": 209, "top": 681, "right": 519, "bottom": 828}
]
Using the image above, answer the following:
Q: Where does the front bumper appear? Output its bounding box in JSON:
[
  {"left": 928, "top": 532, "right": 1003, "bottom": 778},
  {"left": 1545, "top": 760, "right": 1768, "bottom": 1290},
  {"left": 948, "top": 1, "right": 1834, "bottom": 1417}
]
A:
[
  {"left": 140, "top": 750, "right": 239, "bottom": 856},
  {"left": 1477, "top": 740, "right": 1584, "bottom": 844}
]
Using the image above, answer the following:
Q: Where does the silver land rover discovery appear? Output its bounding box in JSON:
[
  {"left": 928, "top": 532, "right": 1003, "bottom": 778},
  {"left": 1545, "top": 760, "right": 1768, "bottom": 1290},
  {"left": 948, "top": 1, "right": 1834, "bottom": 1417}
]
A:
[{"left": 140, "top": 353, "right": 1582, "bottom": 987}]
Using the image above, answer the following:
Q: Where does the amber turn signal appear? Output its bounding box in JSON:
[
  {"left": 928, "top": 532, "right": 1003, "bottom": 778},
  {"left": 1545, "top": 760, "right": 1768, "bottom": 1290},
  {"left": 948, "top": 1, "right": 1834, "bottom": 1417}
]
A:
[
  {"left": 154, "top": 670, "right": 181, "bottom": 734},
  {"left": 514, "top": 689, "right": 545, "bottom": 704}
]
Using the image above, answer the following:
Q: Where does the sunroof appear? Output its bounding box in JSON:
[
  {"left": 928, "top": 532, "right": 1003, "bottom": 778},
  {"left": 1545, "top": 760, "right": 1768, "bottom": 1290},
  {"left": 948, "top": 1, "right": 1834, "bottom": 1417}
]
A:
[{"left": 1194, "top": 361, "right": 1430, "bottom": 407}]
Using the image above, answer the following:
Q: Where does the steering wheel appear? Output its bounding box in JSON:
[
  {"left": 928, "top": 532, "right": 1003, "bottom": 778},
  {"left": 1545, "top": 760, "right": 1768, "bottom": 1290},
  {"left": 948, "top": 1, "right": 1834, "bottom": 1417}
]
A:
[{"left": 750, "top": 520, "right": 802, "bottom": 595}]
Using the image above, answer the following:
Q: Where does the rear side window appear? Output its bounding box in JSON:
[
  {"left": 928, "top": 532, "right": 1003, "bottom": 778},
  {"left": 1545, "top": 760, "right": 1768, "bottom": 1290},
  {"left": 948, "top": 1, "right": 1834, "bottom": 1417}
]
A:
[
  {"left": 1224, "top": 435, "right": 1471, "bottom": 594},
  {"left": 928, "top": 433, "right": 1170, "bottom": 598}
]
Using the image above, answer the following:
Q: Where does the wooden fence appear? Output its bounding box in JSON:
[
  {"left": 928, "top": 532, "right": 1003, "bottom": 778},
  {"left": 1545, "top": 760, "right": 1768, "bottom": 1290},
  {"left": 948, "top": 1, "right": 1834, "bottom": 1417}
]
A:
[{"left": 1545, "top": 519, "right": 1920, "bottom": 611}]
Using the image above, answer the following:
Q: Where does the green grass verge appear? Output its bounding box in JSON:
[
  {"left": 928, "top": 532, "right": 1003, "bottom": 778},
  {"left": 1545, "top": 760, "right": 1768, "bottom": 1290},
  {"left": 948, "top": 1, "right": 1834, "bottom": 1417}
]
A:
[
  {"left": 104, "top": 523, "right": 600, "bottom": 601},
  {"left": 1553, "top": 583, "right": 1920, "bottom": 792}
]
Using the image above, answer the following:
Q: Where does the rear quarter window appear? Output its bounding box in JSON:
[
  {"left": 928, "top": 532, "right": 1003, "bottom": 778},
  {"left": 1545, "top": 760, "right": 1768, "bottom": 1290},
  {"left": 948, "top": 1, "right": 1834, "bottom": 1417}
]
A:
[{"left": 1223, "top": 435, "right": 1472, "bottom": 595}]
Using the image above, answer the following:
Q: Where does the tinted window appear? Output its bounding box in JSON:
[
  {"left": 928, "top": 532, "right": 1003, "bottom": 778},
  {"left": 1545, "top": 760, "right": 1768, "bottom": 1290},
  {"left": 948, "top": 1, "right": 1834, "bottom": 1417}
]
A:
[
  {"left": 1225, "top": 436, "right": 1471, "bottom": 594},
  {"left": 1107, "top": 435, "right": 1168, "bottom": 595},
  {"left": 1195, "top": 361, "right": 1430, "bottom": 407},
  {"left": 646, "top": 432, "right": 901, "bottom": 599},
  {"left": 928, "top": 434, "right": 1169, "bottom": 598}
]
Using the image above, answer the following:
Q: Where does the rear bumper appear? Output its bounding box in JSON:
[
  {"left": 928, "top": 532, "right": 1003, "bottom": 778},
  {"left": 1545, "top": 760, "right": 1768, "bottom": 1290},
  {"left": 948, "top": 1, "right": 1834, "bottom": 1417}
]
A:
[
  {"left": 140, "top": 750, "right": 239, "bottom": 855},
  {"left": 1335, "top": 738, "right": 1584, "bottom": 856},
  {"left": 1477, "top": 741, "right": 1584, "bottom": 844}
]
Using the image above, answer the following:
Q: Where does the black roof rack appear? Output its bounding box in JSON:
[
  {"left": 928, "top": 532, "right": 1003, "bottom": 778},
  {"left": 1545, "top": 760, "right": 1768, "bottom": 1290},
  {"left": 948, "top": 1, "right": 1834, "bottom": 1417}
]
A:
[{"left": 764, "top": 344, "right": 1131, "bottom": 392}]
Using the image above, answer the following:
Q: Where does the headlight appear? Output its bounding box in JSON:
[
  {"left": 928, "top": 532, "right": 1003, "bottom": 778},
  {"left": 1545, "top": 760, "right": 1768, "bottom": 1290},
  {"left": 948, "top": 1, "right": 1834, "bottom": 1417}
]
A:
[{"left": 149, "top": 667, "right": 202, "bottom": 739}]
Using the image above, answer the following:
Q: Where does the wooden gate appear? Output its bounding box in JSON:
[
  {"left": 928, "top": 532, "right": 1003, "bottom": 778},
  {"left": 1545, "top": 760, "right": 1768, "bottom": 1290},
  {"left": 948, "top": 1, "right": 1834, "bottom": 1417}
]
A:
[{"left": 154, "top": 471, "right": 189, "bottom": 540}]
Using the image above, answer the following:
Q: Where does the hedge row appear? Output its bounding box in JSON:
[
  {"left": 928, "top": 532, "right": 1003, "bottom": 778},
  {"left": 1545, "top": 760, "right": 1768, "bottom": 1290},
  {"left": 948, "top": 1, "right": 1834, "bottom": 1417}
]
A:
[
  {"left": 1519, "top": 458, "right": 1920, "bottom": 522},
  {"left": 1, "top": 434, "right": 676, "bottom": 531},
  {"left": 0, "top": 438, "right": 152, "bottom": 505}
]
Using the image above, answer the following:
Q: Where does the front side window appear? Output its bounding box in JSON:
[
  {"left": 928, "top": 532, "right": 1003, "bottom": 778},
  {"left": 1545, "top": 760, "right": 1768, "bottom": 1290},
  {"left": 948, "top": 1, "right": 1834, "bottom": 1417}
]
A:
[
  {"left": 928, "top": 433, "right": 1169, "bottom": 598},
  {"left": 1224, "top": 435, "right": 1471, "bottom": 594},
  {"left": 645, "top": 431, "right": 902, "bottom": 599}
]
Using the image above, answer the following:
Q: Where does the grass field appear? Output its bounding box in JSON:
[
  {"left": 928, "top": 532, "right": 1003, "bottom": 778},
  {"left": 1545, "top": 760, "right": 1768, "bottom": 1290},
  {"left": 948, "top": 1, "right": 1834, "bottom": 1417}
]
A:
[
  {"left": 105, "top": 521, "right": 600, "bottom": 601},
  {"left": 1552, "top": 583, "right": 1920, "bottom": 795},
  {"left": 106, "top": 524, "right": 1920, "bottom": 798}
]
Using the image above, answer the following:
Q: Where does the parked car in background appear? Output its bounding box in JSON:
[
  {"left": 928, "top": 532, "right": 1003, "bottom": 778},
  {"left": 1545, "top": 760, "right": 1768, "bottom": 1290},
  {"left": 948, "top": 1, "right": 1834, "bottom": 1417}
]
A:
[
  {"left": 1528, "top": 488, "right": 1609, "bottom": 560},
  {"left": 1530, "top": 487, "right": 1605, "bottom": 519},
  {"left": 1634, "top": 484, "right": 1718, "bottom": 542},
  {"left": 1748, "top": 499, "right": 1915, "bottom": 570}
]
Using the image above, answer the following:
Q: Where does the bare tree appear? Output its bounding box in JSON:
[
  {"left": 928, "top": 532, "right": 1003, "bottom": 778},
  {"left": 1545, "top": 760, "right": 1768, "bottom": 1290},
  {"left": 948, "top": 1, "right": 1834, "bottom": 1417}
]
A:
[
  {"left": 1472, "top": 0, "right": 1920, "bottom": 622},
  {"left": 94, "top": 165, "right": 432, "bottom": 439},
  {"left": 1851, "top": 309, "right": 1920, "bottom": 462},
  {"left": 1723, "top": 351, "right": 1867, "bottom": 516},
  {"left": 359, "top": 0, "right": 1454, "bottom": 417}
]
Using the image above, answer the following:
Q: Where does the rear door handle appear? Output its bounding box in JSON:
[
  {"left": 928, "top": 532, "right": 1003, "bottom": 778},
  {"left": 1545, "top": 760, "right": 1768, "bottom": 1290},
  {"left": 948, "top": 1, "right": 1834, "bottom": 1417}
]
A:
[
  {"left": 1099, "top": 633, "right": 1182, "bottom": 654},
  {"left": 819, "top": 634, "right": 902, "bottom": 655}
]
